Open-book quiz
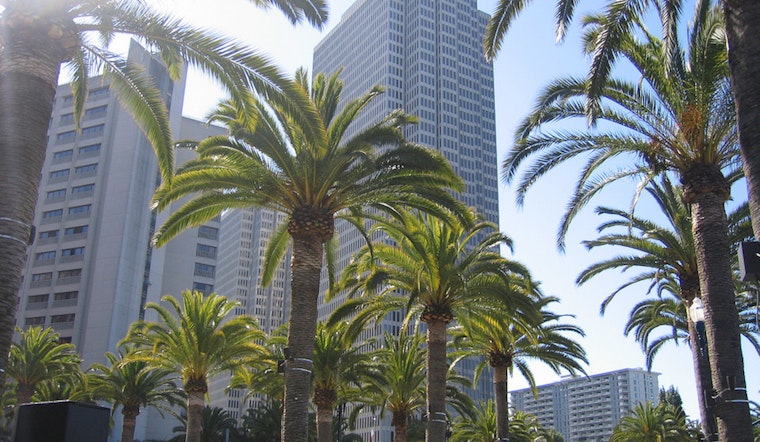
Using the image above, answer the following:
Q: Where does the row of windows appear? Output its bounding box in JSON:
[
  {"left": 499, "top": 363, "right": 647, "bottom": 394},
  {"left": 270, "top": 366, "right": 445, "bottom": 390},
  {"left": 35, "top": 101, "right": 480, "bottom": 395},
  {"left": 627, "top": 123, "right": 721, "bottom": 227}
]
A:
[
  {"left": 25, "top": 313, "right": 75, "bottom": 327},
  {"left": 35, "top": 247, "right": 85, "bottom": 261},
  {"left": 27, "top": 291, "right": 78, "bottom": 304},
  {"left": 45, "top": 184, "right": 95, "bottom": 200},
  {"left": 42, "top": 205, "right": 91, "bottom": 219},
  {"left": 38, "top": 225, "right": 88, "bottom": 240},
  {"left": 51, "top": 144, "right": 101, "bottom": 161},
  {"left": 56, "top": 124, "right": 104, "bottom": 143},
  {"left": 49, "top": 163, "right": 98, "bottom": 181},
  {"left": 32, "top": 270, "right": 81, "bottom": 281}
]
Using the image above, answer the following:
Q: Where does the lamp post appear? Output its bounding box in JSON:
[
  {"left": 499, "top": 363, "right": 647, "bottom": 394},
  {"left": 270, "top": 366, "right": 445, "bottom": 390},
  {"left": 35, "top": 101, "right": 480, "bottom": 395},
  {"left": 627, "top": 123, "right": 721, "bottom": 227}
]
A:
[
  {"left": 689, "top": 297, "right": 718, "bottom": 441},
  {"left": 689, "top": 297, "right": 708, "bottom": 357}
]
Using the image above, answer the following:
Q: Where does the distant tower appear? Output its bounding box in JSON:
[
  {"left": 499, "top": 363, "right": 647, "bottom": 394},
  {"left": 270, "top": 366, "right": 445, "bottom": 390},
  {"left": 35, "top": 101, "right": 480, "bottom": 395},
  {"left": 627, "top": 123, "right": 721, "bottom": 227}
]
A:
[
  {"left": 511, "top": 368, "right": 661, "bottom": 441},
  {"left": 313, "top": 1, "right": 499, "bottom": 440}
]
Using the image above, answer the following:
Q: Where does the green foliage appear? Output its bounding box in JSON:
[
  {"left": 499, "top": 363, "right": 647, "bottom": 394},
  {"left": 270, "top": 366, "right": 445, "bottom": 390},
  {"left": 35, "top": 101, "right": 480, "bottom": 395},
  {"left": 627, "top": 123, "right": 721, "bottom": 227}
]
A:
[{"left": 610, "top": 401, "right": 697, "bottom": 441}]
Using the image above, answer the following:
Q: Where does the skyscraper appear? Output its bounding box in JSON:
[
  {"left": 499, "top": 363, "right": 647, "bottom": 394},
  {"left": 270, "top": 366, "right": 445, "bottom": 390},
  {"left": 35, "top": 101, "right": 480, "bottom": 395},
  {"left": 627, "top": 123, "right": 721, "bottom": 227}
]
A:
[
  {"left": 511, "top": 368, "right": 661, "bottom": 441},
  {"left": 312, "top": 1, "right": 499, "bottom": 439},
  {"left": 16, "top": 40, "right": 225, "bottom": 442}
]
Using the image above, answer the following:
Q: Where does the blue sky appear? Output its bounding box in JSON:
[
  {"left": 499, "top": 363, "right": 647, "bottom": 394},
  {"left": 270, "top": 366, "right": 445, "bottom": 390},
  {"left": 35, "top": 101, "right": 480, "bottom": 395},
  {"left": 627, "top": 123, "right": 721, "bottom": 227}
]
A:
[{"left": 147, "top": 0, "right": 759, "bottom": 419}]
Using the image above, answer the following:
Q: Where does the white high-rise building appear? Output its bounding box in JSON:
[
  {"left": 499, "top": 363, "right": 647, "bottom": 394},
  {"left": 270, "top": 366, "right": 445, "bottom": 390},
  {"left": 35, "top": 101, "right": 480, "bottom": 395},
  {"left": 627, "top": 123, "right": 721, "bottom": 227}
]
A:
[
  {"left": 311, "top": 1, "right": 500, "bottom": 440},
  {"left": 16, "top": 40, "right": 225, "bottom": 442},
  {"left": 511, "top": 368, "right": 661, "bottom": 441}
]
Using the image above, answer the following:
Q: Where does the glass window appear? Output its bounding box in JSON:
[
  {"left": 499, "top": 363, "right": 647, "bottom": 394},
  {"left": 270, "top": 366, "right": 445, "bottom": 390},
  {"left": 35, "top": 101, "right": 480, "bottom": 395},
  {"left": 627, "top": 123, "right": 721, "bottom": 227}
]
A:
[
  {"left": 81, "top": 124, "right": 104, "bottom": 137},
  {"left": 88, "top": 87, "right": 109, "bottom": 98},
  {"left": 57, "top": 269, "right": 81, "bottom": 278},
  {"left": 56, "top": 130, "right": 76, "bottom": 143},
  {"left": 49, "top": 169, "right": 70, "bottom": 179},
  {"left": 52, "top": 149, "right": 73, "bottom": 160},
  {"left": 193, "top": 263, "right": 216, "bottom": 278},
  {"left": 196, "top": 243, "right": 217, "bottom": 258},
  {"left": 51, "top": 314, "right": 75, "bottom": 323},
  {"left": 28, "top": 294, "right": 49, "bottom": 303},
  {"left": 35, "top": 251, "right": 56, "bottom": 260},
  {"left": 31, "top": 272, "right": 53, "bottom": 281},
  {"left": 68, "top": 204, "right": 91, "bottom": 214},
  {"left": 84, "top": 105, "right": 107, "bottom": 119},
  {"left": 46, "top": 189, "right": 66, "bottom": 199},
  {"left": 64, "top": 225, "right": 88, "bottom": 235},
  {"left": 59, "top": 113, "right": 75, "bottom": 125},
  {"left": 25, "top": 317, "right": 46, "bottom": 326},
  {"left": 75, "top": 164, "right": 97, "bottom": 174},
  {"left": 38, "top": 230, "right": 59, "bottom": 239},
  {"left": 78, "top": 144, "right": 101, "bottom": 154},
  {"left": 193, "top": 282, "right": 214, "bottom": 294},
  {"left": 61, "top": 247, "right": 85, "bottom": 256},
  {"left": 42, "top": 209, "right": 63, "bottom": 219},
  {"left": 54, "top": 291, "right": 78, "bottom": 301},
  {"left": 71, "top": 184, "right": 94, "bottom": 194},
  {"left": 197, "top": 226, "right": 219, "bottom": 240}
]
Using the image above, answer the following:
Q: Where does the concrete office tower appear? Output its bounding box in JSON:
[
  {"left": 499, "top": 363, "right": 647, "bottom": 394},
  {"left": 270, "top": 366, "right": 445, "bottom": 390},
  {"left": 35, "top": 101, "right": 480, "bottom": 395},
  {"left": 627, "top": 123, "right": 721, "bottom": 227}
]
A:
[
  {"left": 511, "top": 368, "right": 661, "bottom": 441},
  {"left": 18, "top": 40, "right": 185, "bottom": 365},
  {"left": 207, "top": 207, "right": 292, "bottom": 421},
  {"left": 16, "top": 40, "right": 226, "bottom": 441},
  {"left": 313, "top": 1, "right": 499, "bottom": 439}
]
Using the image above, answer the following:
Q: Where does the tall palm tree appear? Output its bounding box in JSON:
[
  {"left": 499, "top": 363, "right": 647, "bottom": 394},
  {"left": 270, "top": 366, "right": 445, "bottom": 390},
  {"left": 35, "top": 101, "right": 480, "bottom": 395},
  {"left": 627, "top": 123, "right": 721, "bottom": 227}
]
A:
[
  {"left": 335, "top": 210, "right": 533, "bottom": 442},
  {"left": 312, "top": 321, "right": 371, "bottom": 442},
  {"left": 150, "top": 68, "right": 469, "bottom": 441},
  {"left": 0, "top": 0, "right": 327, "bottom": 394},
  {"left": 485, "top": 0, "right": 760, "bottom": 259},
  {"left": 452, "top": 296, "right": 587, "bottom": 442},
  {"left": 500, "top": 4, "right": 753, "bottom": 437},
  {"left": 577, "top": 178, "right": 756, "bottom": 439},
  {"left": 89, "top": 346, "right": 184, "bottom": 442},
  {"left": 124, "top": 290, "right": 265, "bottom": 442},
  {"left": 610, "top": 401, "right": 694, "bottom": 442},
  {"left": 6, "top": 326, "right": 82, "bottom": 405}
]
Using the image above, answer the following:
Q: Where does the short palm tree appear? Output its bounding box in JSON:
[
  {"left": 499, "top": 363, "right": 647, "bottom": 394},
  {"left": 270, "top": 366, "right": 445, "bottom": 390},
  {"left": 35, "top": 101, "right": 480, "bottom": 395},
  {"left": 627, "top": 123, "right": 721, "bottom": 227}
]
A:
[
  {"left": 312, "top": 321, "right": 371, "bottom": 442},
  {"left": 335, "top": 210, "right": 530, "bottom": 442},
  {"left": 0, "top": 0, "right": 327, "bottom": 393},
  {"left": 89, "top": 346, "right": 184, "bottom": 442},
  {"left": 6, "top": 326, "right": 82, "bottom": 405},
  {"left": 501, "top": 5, "right": 753, "bottom": 436},
  {"left": 150, "top": 68, "right": 468, "bottom": 441},
  {"left": 610, "top": 401, "right": 693, "bottom": 442},
  {"left": 170, "top": 406, "right": 239, "bottom": 442},
  {"left": 448, "top": 400, "right": 497, "bottom": 442},
  {"left": 452, "top": 296, "right": 587, "bottom": 442},
  {"left": 124, "top": 290, "right": 265, "bottom": 442}
]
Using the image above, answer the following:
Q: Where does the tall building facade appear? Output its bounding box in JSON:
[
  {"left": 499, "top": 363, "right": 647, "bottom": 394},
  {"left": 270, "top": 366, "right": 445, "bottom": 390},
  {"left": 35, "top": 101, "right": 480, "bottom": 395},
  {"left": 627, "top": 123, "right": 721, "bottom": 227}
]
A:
[
  {"left": 312, "top": 1, "right": 499, "bottom": 440},
  {"left": 16, "top": 40, "right": 225, "bottom": 442},
  {"left": 510, "top": 368, "right": 661, "bottom": 441}
]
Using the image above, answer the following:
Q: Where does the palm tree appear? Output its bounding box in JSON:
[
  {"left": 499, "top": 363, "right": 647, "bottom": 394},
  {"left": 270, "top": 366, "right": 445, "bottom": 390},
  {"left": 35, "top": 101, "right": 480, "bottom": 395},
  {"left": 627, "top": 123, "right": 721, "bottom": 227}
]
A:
[
  {"left": 452, "top": 296, "right": 587, "bottom": 442},
  {"left": 499, "top": 4, "right": 753, "bottom": 437},
  {"left": 6, "top": 326, "right": 82, "bottom": 405},
  {"left": 334, "top": 210, "right": 532, "bottom": 442},
  {"left": 242, "top": 400, "right": 283, "bottom": 442},
  {"left": 610, "top": 401, "right": 694, "bottom": 442},
  {"left": 448, "top": 400, "right": 497, "bottom": 442},
  {"left": 150, "top": 68, "right": 469, "bottom": 441},
  {"left": 89, "top": 346, "right": 184, "bottom": 442},
  {"left": 124, "top": 290, "right": 265, "bottom": 442},
  {"left": 170, "top": 406, "right": 239, "bottom": 442},
  {"left": 312, "top": 321, "right": 370, "bottom": 442},
  {"left": 578, "top": 178, "right": 758, "bottom": 439},
  {"left": 0, "top": 0, "right": 327, "bottom": 394}
]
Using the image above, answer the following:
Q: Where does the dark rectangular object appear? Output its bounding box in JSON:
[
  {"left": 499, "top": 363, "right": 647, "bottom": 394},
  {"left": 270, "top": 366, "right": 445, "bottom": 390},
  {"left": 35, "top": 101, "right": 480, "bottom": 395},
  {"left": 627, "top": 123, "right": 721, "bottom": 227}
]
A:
[
  {"left": 15, "top": 401, "right": 110, "bottom": 442},
  {"left": 738, "top": 241, "right": 760, "bottom": 282}
]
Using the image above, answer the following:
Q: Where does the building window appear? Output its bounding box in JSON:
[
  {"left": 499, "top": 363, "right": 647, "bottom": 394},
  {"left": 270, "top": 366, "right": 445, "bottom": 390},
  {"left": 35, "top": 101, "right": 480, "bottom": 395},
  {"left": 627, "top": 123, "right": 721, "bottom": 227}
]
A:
[
  {"left": 49, "top": 169, "right": 70, "bottom": 180},
  {"left": 42, "top": 209, "right": 64, "bottom": 221},
  {"left": 78, "top": 144, "right": 101, "bottom": 155},
  {"left": 193, "top": 263, "right": 215, "bottom": 278},
  {"left": 56, "top": 130, "right": 76, "bottom": 144},
  {"left": 88, "top": 87, "right": 109, "bottom": 98},
  {"left": 71, "top": 184, "right": 94, "bottom": 195},
  {"left": 57, "top": 269, "right": 81, "bottom": 279},
  {"left": 64, "top": 225, "right": 88, "bottom": 236},
  {"left": 51, "top": 314, "right": 75, "bottom": 328},
  {"left": 31, "top": 272, "right": 53, "bottom": 281},
  {"left": 83, "top": 105, "right": 107, "bottom": 119},
  {"left": 46, "top": 189, "right": 66, "bottom": 199},
  {"left": 54, "top": 291, "right": 78, "bottom": 301},
  {"left": 28, "top": 294, "right": 49, "bottom": 304},
  {"left": 80, "top": 124, "right": 104, "bottom": 138},
  {"left": 59, "top": 113, "right": 75, "bottom": 125},
  {"left": 197, "top": 226, "right": 219, "bottom": 240},
  {"left": 192, "top": 282, "right": 214, "bottom": 294},
  {"left": 35, "top": 251, "right": 56, "bottom": 261},
  {"left": 196, "top": 243, "right": 217, "bottom": 259},
  {"left": 61, "top": 247, "right": 85, "bottom": 257},
  {"left": 38, "top": 230, "right": 59, "bottom": 240},
  {"left": 68, "top": 204, "right": 91, "bottom": 215},
  {"left": 52, "top": 149, "right": 73, "bottom": 162},
  {"left": 75, "top": 164, "right": 97, "bottom": 174},
  {"left": 25, "top": 316, "right": 46, "bottom": 327}
]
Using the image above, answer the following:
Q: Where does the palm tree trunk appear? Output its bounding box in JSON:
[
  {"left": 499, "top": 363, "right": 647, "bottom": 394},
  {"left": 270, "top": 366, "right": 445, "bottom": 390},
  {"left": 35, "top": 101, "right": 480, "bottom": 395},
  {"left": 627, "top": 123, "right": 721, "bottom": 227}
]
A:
[
  {"left": 425, "top": 319, "right": 448, "bottom": 442},
  {"left": 492, "top": 365, "right": 509, "bottom": 441},
  {"left": 0, "top": 47, "right": 61, "bottom": 393},
  {"left": 186, "top": 390, "right": 205, "bottom": 442},
  {"left": 724, "top": 1, "right": 760, "bottom": 240},
  {"left": 392, "top": 411, "right": 408, "bottom": 442},
  {"left": 315, "top": 402, "right": 332, "bottom": 442},
  {"left": 689, "top": 188, "right": 753, "bottom": 441},
  {"left": 282, "top": 235, "right": 322, "bottom": 441},
  {"left": 121, "top": 406, "right": 140, "bottom": 442}
]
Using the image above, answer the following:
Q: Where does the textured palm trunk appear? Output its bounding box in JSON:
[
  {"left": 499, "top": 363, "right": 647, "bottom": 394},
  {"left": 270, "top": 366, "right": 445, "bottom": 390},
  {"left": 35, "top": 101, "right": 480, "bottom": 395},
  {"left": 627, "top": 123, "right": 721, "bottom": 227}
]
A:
[
  {"left": 0, "top": 41, "right": 62, "bottom": 393},
  {"left": 492, "top": 365, "right": 509, "bottom": 441},
  {"left": 186, "top": 390, "right": 205, "bottom": 442},
  {"left": 282, "top": 235, "right": 322, "bottom": 441},
  {"left": 687, "top": 175, "right": 753, "bottom": 441},
  {"left": 724, "top": 1, "right": 760, "bottom": 241},
  {"left": 392, "top": 411, "right": 408, "bottom": 442},
  {"left": 16, "top": 383, "right": 34, "bottom": 405},
  {"left": 314, "top": 392, "right": 334, "bottom": 442},
  {"left": 121, "top": 406, "right": 140, "bottom": 442},
  {"left": 425, "top": 319, "right": 448, "bottom": 442}
]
